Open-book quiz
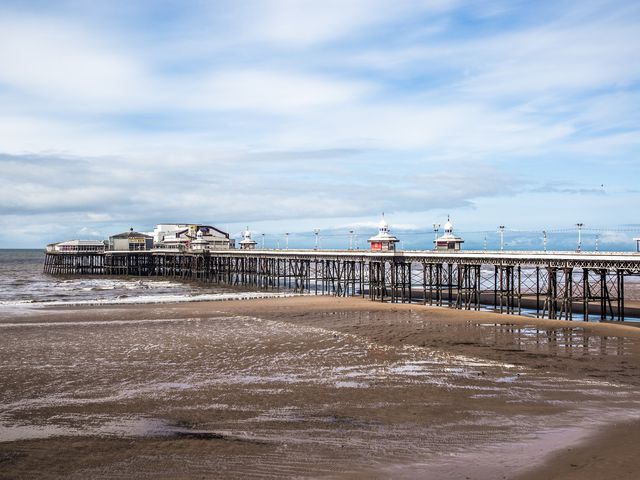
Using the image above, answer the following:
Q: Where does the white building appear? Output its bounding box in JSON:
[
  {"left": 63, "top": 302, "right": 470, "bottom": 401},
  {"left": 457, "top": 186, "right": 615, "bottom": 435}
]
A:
[
  {"left": 153, "top": 224, "right": 233, "bottom": 250},
  {"left": 368, "top": 214, "right": 399, "bottom": 252},
  {"left": 239, "top": 227, "right": 257, "bottom": 250},
  {"left": 109, "top": 229, "right": 153, "bottom": 251},
  {"left": 46, "top": 240, "right": 106, "bottom": 253},
  {"left": 434, "top": 217, "right": 464, "bottom": 251}
]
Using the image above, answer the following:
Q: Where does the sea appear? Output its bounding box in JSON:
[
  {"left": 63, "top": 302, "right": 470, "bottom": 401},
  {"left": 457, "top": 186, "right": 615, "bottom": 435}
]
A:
[{"left": 0, "top": 249, "right": 287, "bottom": 311}]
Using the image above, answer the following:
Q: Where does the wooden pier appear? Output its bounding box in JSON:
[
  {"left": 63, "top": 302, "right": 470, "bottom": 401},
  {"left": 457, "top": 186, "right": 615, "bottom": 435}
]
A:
[{"left": 43, "top": 249, "right": 640, "bottom": 321}]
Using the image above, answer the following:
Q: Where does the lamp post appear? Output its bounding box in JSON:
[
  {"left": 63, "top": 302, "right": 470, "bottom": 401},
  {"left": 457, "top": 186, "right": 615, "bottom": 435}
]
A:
[
  {"left": 499, "top": 226, "right": 505, "bottom": 251},
  {"left": 432, "top": 223, "right": 440, "bottom": 250},
  {"left": 285, "top": 232, "right": 289, "bottom": 250},
  {"left": 261, "top": 233, "right": 265, "bottom": 250},
  {"left": 314, "top": 229, "right": 320, "bottom": 250},
  {"left": 543, "top": 230, "right": 547, "bottom": 252},
  {"left": 348, "top": 230, "right": 354, "bottom": 250},
  {"left": 576, "top": 223, "right": 584, "bottom": 252},
  {"left": 595, "top": 233, "right": 599, "bottom": 252},
  {"left": 483, "top": 235, "right": 487, "bottom": 252}
]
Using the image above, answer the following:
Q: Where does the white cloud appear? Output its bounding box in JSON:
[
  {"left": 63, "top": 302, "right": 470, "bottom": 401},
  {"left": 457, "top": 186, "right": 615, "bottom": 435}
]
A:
[
  {"left": 599, "top": 231, "right": 632, "bottom": 245},
  {"left": 268, "top": 101, "right": 574, "bottom": 154},
  {"left": 194, "top": 69, "right": 372, "bottom": 113},
  {"left": 78, "top": 226, "right": 103, "bottom": 237},
  {"left": 86, "top": 213, "right": 113, "bottom": 222},
  {"left": 560, "top": 131, "right": 640, "bottom": 156},
  {"left": 344, "top": 7, "right": 640, "bottom": 100},
  {"left": 334, "top": 220, "right": 420, "bottom": 231},
  {"left": 0, "top": 14, "right": 150, "bottom": 111},
  {"left": 457, "top": 22, "right": 640, "bottom": 97},
  {"left": 239, "top": 0, "right": 461, "bottom": 47}
]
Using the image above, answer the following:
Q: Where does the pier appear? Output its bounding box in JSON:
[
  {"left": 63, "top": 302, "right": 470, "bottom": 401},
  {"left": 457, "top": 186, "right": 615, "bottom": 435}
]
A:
[{"left": 43, "top": 249, "right": 640, "bottom": 321}]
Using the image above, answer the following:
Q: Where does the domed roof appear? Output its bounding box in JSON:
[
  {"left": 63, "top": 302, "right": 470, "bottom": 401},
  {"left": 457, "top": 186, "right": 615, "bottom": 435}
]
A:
[
  {"left": 443, "top": 214, "right": 453, "bottom": 232},
  {"left": 240, "top": 226, "right": 257, "bottom": 246}
]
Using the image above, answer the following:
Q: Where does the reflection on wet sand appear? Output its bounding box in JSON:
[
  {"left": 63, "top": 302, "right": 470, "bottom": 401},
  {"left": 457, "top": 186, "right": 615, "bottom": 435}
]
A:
[{"left": 472, "top": 323, "right": 629, "bottom": 357}]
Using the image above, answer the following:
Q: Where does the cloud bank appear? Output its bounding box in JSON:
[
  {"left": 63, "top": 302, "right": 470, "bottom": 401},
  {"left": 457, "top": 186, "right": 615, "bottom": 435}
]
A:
[{"left": 0, "top": 0, "right": 638, "bottom": 248}]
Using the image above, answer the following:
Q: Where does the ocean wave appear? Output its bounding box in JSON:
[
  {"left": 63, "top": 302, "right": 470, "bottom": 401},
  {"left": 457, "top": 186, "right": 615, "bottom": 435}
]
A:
[
  {"left": 62, "top": 279, "right": 178, "bottom": 291},
  {"left": 0, "top": 291, "right": 302, "bottom": 309}
]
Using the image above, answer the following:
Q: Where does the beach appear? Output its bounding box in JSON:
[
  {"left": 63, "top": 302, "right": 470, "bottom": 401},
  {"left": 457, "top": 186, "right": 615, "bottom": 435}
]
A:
[{"left": 1, "top": 296, "right": 640, "bottom": 479}]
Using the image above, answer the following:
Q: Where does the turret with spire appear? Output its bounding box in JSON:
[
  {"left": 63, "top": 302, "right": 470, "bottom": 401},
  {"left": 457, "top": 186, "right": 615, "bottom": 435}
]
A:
[
  {"left": 434, "top": 215, "right": 464, "bottom": 251},
  {"left": 368, "top": 213, "right": 399, "bottom": 252},
  {"left": 239, "top": 227, "right": 257, "bottom": 250}
]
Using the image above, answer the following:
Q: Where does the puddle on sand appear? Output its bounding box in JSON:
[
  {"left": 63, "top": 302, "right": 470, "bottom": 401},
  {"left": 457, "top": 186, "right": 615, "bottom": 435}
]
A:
[
  {"left": 335, "top": 380, "right": 369, "bottom": 388},
  {"left": 0, "top": 415, "right": 268, "bottom": 444},
  {"left": 319, "top": 310, "right": 637, "bottom": 358},
  {"left": 467, "top": 323, "right": 633, "bottom": 357},
  {"left": 0, "top": 416, "right": 169, "bottom": 442}
]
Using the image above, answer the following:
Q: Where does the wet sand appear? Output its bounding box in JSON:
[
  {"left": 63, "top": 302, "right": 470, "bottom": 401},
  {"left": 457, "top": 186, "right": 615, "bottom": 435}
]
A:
[{"left": 1, "top": 296, "right": 640, "bottom": 479}]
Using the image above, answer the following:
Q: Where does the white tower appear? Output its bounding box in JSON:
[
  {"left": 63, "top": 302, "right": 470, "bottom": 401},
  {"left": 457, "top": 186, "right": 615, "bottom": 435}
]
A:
[
  {"left": 368, "top": 213, "right": 399, "bottom": 252},
  {"left": 239, "top": 227, "right": 258, "bottom": 250},
  {"left": 434, "top": 215, "right": 464, "bottom": 251},
  {"left": 191, "top": 228, "right": 209, "bottom": 251}
]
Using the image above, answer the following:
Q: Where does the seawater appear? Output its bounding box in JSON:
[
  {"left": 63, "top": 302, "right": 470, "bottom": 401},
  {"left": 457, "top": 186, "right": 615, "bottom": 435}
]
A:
[{"left": 0, "top": 249, "right": 289, "bottom": 310}]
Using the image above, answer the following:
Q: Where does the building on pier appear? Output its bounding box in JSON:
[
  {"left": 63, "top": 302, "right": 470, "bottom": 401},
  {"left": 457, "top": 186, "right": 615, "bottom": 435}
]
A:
[
  {"left": 191, "top": 229, "right": 209, "bottom": 251},
  {"left": 239, "top": 227, "right": 257, "bottom": 250},
  {"left": 153, "top": 224, "right": 233, "bottom": 250},
  {"left": 434, "top": 216, "right": 464, "bottom": 251},
  {"left": 109, "top": 228, "right": 153, "bottom": 251},
  {"left": 46, "top": 240, "right": 106, "bottom": 253},
  {"left": 368, "top": 214, "right": 399, "bottom": 252}
]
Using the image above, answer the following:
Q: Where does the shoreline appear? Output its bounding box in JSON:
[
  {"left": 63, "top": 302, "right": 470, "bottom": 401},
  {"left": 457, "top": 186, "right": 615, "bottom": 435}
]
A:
[
  {"left": 5, "top": 294, "right": 640, "bottom": 338},
  {"left": 2, "top": 295, "right": 640, "bottom": 479}
]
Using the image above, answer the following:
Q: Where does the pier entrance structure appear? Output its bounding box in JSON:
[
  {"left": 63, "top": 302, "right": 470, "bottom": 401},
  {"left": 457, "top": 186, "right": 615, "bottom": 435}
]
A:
[
  {"left": 43, "top": 249, "right": 640, "bottom": 321},
  {"left": 239, "top": 227, "right": 258, "bottom": 250},
  {"left": 434, "top": 217, "right": 464, "bottom": 251},
  {"left": 368, "top": 215, "right": 399, "bottom": 252}
]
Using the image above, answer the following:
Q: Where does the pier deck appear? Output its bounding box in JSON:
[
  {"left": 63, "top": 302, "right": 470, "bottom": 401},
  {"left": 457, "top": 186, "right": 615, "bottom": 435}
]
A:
[{"left": 44, "top": 249, "right": 640, "bottom": 321}]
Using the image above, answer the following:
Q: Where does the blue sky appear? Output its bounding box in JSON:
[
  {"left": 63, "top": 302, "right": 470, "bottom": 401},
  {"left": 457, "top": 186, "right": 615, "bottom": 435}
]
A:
[{"left": 0, "top": 0, "right": 639, "bottom": 250}]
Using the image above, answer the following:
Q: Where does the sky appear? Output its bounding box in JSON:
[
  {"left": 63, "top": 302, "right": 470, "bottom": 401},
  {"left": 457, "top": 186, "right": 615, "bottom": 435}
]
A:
[{"left": 1, "top": 0, "right": 639, "bottom": 250}]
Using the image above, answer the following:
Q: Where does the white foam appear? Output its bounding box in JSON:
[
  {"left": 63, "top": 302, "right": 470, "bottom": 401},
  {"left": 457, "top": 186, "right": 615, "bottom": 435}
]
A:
[{"left": 0, "top": 291, "right": 301, "bottom": 309}]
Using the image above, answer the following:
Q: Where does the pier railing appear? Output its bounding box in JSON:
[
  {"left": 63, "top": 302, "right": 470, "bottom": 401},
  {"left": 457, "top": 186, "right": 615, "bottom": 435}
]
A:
[{"left": 43, "top": 249, "right": 640, "bottom": 321}]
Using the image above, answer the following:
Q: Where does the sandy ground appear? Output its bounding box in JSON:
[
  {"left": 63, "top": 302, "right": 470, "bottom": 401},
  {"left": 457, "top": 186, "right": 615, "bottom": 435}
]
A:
[{"left": 1, "top": 296, "right": 640, "bottom": 479}]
